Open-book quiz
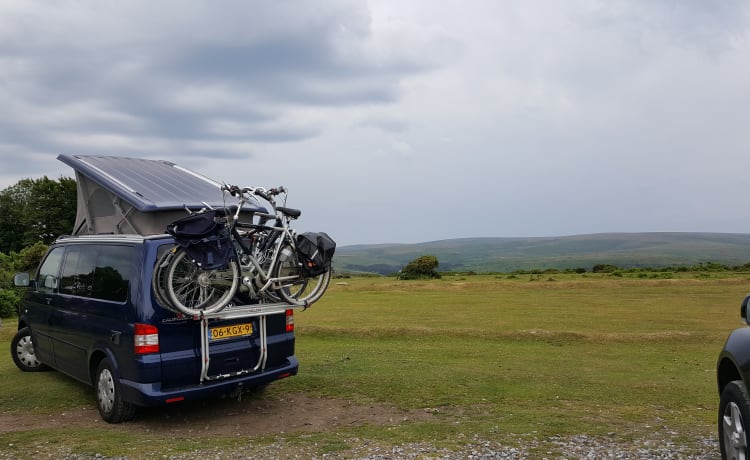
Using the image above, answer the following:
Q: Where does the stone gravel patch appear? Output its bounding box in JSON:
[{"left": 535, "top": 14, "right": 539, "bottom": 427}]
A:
[{"left": 1, "top": 434, "right": 718, "bottom": 460}]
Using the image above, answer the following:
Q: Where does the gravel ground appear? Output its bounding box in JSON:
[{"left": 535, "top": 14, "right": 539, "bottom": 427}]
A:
[
  {"left": 243, "top": 435, "right": 721, "bottom": 460},
  {"left": 2, "top": 435, "right": 720, "bottom": 459}
]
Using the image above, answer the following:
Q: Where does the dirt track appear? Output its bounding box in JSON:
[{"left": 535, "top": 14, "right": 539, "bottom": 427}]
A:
[
  {"left": 0, "top": 394, "right": 720, "bottom": 459},
  {"left": 0, "top": 392, "right": 431, "bottom": 436}
]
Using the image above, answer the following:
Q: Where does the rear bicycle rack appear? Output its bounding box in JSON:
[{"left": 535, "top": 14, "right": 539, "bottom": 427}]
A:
[{"left": 194, "top": 301, "right": 307, "bottom": 383}]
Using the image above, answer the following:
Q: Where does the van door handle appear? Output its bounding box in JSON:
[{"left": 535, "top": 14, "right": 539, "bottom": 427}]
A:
[{"left": 110, "top": 331, "right": 122, "bottom": 345}]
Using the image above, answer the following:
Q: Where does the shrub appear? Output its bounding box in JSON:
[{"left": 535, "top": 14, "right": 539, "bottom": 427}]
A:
[
  {"left": 593, "top": 264, "right": 619, "bottom": 273},
  {"left": 0, "top": 288, "right": 21, "bottom": 317},
  {"left": 18, "top": 242, "right": 48, "bottom": 271},
  {"left": 0, "top": 242, "right": 48, "bottom": 318},
  {"left": 398, "top": 255, "right": 441, "bottom": 280}
]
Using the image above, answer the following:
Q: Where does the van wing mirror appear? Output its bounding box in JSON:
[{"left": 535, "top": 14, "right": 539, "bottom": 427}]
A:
[
  {"left": 43, "top": 275, "right": 58, "bottom": 289},
  {"left": 13, "top": 273, "right": 30, "bottom": 287}
]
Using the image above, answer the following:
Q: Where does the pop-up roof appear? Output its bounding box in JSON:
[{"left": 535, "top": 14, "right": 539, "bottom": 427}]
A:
[{"left": 58, "top": 154, "right": 264, "bottom": 235}]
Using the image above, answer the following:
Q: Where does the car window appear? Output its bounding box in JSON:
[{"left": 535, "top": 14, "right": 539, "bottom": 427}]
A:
[
  {"left": 37, "top": 247, "right": 65, "bottom": 293},
  {"left": 59, "top": 245, "right": 134, "bottom": 302},
  {"left": 93, "top": 246, "right": 133, "bottom": 302},
  {"left": 60, "top": 246, "right": 97, "bottom": 297}
]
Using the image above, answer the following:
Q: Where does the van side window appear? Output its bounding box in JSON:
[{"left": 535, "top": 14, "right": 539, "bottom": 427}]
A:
[
  {"left": 60, "top": 246, "right": 97, "bottom": 297},
  {"left": 37, "top": 247, "right": 65, "bottom": 293},
  {"left": 59, "top": 245, "right": 133, "bottom": 302},
  {"left": 93, "top": 246, "right": 133, "bottom": 302}
]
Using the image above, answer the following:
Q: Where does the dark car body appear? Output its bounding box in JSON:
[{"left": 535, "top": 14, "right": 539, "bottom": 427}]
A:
[
  {"left": 716, "top": 294, "right": 750, "bottom": 458},
  {"left": 12, "top": 233, "right": 298, "bottom": 421}
]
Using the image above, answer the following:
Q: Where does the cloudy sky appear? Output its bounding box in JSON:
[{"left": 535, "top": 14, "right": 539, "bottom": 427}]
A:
[{"left": 1, "top": 1, "right": 749, "bottom": 246}]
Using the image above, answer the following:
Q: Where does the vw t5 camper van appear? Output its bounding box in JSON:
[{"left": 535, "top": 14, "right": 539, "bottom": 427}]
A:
[{"left": 10, "top": 155, "right": 305, "bottom": 423}]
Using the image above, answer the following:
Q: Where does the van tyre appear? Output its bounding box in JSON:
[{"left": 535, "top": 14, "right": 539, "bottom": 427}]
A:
[
  {"left": 10, "top": 327, "right": 49, "bottom": 372},
  {"left": 95, "top": 358, "right": 136, "bottom": 423},
  {"left": 719, "top": 379, "right": 750, "bottom": 459}
]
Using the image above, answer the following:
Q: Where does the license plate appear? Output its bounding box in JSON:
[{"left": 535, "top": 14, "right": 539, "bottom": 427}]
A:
[{"left": 209, "top": 323, "right": 254, "bottom": 341}]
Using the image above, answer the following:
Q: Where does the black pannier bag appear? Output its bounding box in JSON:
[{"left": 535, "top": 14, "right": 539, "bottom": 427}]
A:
[
  {"left": 166, "top": 210, "right": 233, "bottom": 270},
  {"left": 296, "top": 232, "right": 336, "bottom": 277}
]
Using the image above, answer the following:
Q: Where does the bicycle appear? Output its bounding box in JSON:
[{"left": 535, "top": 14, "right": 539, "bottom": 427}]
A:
[{"left": 157, "top": 185, "right": 334, "bottom": 316}]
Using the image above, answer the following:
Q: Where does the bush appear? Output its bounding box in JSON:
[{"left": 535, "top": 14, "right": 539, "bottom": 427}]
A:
[
  {"left": 398, "top": 255, "right": 441, "bottom": 280},
  {"left": 0, "top": 242, "right": 48, "bottom": 318},
  {"left": 18, "top": 242, "right": 48, "bottom": 272},
  {"left": 593, "top": 264, "right": 619, "bottom": 273},
  {"left": 0, "top": 288, "right": 21, "bottom": 317}
]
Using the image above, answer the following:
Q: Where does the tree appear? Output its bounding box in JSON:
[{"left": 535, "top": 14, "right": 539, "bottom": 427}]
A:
[
  {"left": 17, "top": 241, "right": 49, "bottom": 272},
  {"left": 0, "top": 242, "right": 48, "bottom": 317},
  {"left": 592, "top": 264, "right": 619, "bottom": 273},
  {"left": 398, "top": 255, "right": 441, "bottom": 280},
  {"left": 0, "top": 179, "right": 30, "bottom": 253},
  {"left": 0, "top": 176, "right": 76, "bottom": 253}
]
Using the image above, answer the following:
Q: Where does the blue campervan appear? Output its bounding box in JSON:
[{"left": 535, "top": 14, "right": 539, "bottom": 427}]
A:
[{"left": 11, "top": 155, "right": 303, "bottom": 423}]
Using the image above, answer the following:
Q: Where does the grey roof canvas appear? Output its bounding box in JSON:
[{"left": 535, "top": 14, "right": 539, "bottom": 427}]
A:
[{"left": 58, "top": 154, "right": 263, "bottom": 235}]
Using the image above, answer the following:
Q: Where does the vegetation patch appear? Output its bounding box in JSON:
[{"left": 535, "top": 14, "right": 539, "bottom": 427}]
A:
[{"left": 0, "top": 274, "right": 734, "bottom": 458}]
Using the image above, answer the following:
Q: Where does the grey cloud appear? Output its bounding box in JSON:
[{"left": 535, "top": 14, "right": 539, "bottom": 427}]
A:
[
  {"left": 0, "top": 0, "right": 442, "bottom": 168},
  {"left": 358, "top": 118, "right": 409, "bottom": 133},
  {"left": 621, "top": 0, "right": 749, "bottom": 52},
  {"left": 5, "top": 0, "right": 747, "bottom": 246}
]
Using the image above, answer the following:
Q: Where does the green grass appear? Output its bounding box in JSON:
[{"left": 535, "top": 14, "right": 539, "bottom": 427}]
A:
[
  {"left": 290, "top": 275, "right": 738, "bottom": 435},
  {"left": 0, "top": 273, "right": 743, "bottom": 457}
]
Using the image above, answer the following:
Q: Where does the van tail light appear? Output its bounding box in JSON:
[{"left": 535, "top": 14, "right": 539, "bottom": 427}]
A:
[
  {"left": 134, "top": 323, "right": 159, "bottom": 354},
  {"left": 285, "top": 309, "right": 294, "bottom": 332}
]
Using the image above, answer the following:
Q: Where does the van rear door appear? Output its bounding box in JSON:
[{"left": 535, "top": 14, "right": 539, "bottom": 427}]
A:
[
  {"left": 154, "top": 307, "right": 270, "bottom": 388},
  {"left": 147, "top": 242, "right": 263, "bottom": 388}
]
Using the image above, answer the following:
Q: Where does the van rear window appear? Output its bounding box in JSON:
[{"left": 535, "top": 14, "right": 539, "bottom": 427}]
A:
[{"left": 60, "top": 245, "right": 133, "bottom": 302}]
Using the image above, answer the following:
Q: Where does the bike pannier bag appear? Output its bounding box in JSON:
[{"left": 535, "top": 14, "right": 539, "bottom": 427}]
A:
[
  {"left": 166, "top": 211, "right": 233, "bottom": 270},
  {"left": 296, "top": 232, "right": 336, "bottom": 277}
]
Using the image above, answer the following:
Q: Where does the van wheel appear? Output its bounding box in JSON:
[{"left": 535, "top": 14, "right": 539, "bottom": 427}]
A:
[
  {"left": 95, "top": 358, "right": 136, "bottom": 423},
  {"left": 719, "top": 380, "right": 750, "bottom": 459},
  {"left": 10, "top": 327, "right": 49, "bottom": 372}
]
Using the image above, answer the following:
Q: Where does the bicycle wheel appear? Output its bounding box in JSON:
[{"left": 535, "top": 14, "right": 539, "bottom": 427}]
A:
[
  {"left": 152, "top": 248, "right": 176, "bottom": 311},
  {"left": 273, "top": 244, "right": 332, "bottom": 306},
  {"left": 165, "top": 248, "right": 240, "bottom": 315}
]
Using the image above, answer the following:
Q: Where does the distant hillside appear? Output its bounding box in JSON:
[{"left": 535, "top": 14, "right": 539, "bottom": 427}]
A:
[{"left": 334, "top": 233, "right": 750, "bottom": 274}]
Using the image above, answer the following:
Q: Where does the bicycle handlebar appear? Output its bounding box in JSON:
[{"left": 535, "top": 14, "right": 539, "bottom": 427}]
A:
[
  {"left": 220, "top": 184, "right": 295, "bottom": 225},
  {"left": 252, "top": 188, "right": 271, "bottom": 201},
  {"left": 221, "top": 184, "right": 242, "bottom": 197},
  {"left": 222, "top": 184, "right": 286, "bottom": 200}
]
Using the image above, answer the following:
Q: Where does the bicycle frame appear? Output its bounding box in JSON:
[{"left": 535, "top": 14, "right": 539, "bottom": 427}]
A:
[
  {"left": 161, "top": 183, "right": 331, "bottom": 315},
  {"left": 225, "top": 191, "right": 301, "bottom": 302}
]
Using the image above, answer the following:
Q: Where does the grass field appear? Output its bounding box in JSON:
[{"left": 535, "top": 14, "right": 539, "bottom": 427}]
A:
[{"left": 0, "top": 273, "right": 744, "bottom": 457}]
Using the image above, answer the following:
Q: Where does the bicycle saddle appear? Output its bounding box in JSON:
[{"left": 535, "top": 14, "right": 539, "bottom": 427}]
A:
[{"left": 277, "top": 206, "right": 301, "bottom": 218}]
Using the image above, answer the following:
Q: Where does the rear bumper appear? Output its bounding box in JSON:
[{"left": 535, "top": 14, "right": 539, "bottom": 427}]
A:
[{"left": 119, "top": 356, "right": 298, "bottom": 407}]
